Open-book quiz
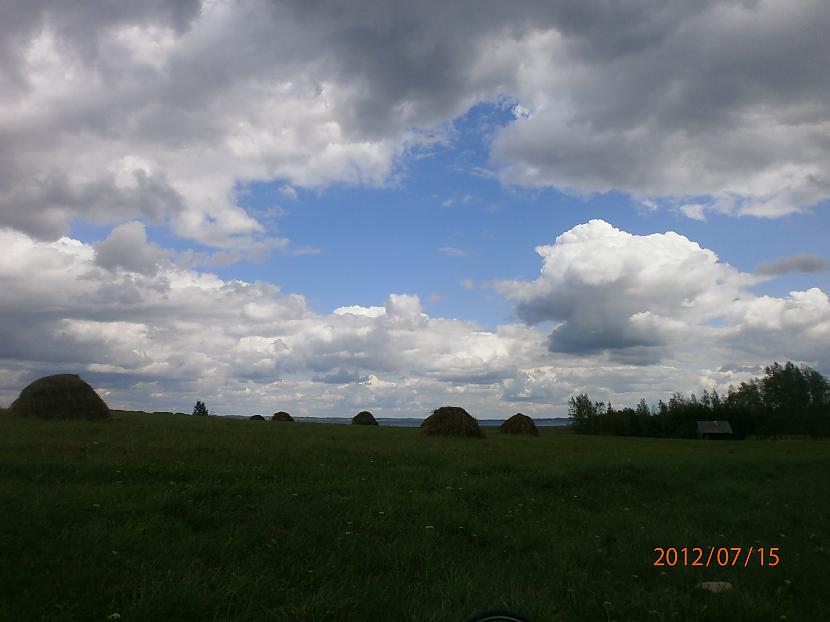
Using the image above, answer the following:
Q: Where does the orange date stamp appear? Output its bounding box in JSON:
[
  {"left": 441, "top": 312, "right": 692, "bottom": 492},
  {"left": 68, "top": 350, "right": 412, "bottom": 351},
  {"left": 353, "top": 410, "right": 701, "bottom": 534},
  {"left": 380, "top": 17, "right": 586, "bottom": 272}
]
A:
[{"left": 654, "top": 546, "right": 780, "bottom": 568}]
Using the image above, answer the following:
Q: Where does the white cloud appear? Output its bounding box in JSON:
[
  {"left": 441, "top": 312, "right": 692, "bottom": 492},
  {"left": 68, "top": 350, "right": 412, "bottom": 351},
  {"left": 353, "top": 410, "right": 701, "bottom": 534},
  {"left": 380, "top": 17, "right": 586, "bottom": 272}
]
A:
[
  {"left": 440, "top": 245, "right": 467, "bottom": 257},
  {"left": 278, "top": 185, "right": 299, "bottom": 201},
  {"left": 511, "top": 103, "right": 531, "bottom": 119},
  {"left": 679, "top": 203, "right": 707, "bottom": 222},
  {"left": 333, "top": 305, "right": 386, "bottom": 318},
  {"left": 724, "top": 289, "right": 830, "bottom": 364}
]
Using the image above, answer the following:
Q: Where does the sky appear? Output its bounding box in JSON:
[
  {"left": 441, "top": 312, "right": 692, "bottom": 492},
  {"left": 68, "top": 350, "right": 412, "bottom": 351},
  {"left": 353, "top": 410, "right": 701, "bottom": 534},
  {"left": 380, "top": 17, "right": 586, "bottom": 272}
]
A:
[{"left": 1, "top": 0, "right": 829, "bottom": 418}]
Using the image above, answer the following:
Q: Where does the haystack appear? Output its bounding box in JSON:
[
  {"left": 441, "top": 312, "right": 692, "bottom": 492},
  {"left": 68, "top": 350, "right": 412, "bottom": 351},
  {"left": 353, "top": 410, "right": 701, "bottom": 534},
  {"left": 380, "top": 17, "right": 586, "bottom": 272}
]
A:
[
  {"left": 272, "top": 411, "right": 294, "bottom": 422},
  {"left": 499, "top": 413, "right": 539, "bottom": 436},
  {"left": 352, "top": 410, "right": 379, "bottom": 426},
  {"left": 249, "top": 414, "right": 266, "bottom": 421},
  {"left": 420, "top": 406, "right": 483, "bottom": 438},
  {"left": 8, "top": 374, "right": 109, "bottom": 421}
]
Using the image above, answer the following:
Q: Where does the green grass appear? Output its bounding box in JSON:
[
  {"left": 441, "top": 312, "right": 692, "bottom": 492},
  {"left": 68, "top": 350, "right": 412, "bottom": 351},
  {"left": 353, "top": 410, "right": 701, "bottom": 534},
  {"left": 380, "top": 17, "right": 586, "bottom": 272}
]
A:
[{"left": 1, "top": 413, "right": 828, "bottom": 622}]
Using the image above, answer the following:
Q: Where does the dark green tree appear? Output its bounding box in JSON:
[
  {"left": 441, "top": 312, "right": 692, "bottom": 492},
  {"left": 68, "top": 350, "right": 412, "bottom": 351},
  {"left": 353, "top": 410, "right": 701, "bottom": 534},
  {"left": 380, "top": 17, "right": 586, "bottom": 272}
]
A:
[
  {"left": 192, "top": 400, "right": 210, "bottom": 417},
  {"left": 567, "top": 361, "right": 830, "bottom": 439},
  {"left": 568, "top": 393, "right": 600, "bottom": 433},
  {"left": 761, "top": 362, "right": 807, "bottom": 412}
]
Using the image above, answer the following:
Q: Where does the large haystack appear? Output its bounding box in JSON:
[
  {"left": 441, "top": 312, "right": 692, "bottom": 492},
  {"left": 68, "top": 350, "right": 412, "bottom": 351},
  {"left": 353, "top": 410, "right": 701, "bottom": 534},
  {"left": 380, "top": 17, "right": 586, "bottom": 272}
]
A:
[
  {"left": 8, "top": 374, "right": 109, "bottom": 421},
  {"left": 499, "top": 413, "right": 539, "bottom": 436},
  {"left": 352, "top": 410, "right": 379, "bottom": 426},
  {"left": 420, "top": 406, "right": 483, "bottom": 438},
  {"left": 249, "top": 414, "right": 266, "bottom": 421},
  {"left": 272, "top": 411, "right": 295, "bottom": 422}
]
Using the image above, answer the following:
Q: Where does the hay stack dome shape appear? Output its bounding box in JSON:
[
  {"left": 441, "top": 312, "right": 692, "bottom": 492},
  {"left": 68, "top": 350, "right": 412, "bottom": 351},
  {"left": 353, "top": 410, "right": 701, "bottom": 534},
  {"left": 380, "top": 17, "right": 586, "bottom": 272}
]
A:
[
  {"left": 272, "top": 411, "right": 294, "bottom": 422},
  {"left": 499, "top": 413, "right": 539, "bottom": 436},
  {"left": 249, "top": 414, "right": 266, "bottom": 421},
  {"left": 420, "top": 406, "right": 483, "bottom": 438},
  {"left": 9, "top": 374, "right": 110, "bottom": 421},
  {"left": 352, "top": 410, "right": 379, "bottom": 426}
]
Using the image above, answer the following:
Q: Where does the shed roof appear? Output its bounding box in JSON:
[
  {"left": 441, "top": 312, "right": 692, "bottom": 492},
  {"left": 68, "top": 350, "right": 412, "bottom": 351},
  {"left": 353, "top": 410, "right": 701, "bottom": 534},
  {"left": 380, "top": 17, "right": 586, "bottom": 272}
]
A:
[{"left": 696, "top": 420, "right": 733, "bottom": 434}]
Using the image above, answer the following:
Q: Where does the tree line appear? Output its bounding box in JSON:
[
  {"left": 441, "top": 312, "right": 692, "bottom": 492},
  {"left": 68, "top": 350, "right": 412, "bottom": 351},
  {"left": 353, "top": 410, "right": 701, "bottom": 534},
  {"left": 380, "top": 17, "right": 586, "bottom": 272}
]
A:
[{"left": 568, "top": 361, "right": 830, "bottom": 438}]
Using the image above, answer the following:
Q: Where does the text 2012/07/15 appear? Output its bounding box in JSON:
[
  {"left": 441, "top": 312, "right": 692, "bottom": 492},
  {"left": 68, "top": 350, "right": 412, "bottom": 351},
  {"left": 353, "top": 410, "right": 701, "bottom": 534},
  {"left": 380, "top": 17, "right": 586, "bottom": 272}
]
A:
[{"left": 654, "top": 546, "right": 780, "bottom": 568}]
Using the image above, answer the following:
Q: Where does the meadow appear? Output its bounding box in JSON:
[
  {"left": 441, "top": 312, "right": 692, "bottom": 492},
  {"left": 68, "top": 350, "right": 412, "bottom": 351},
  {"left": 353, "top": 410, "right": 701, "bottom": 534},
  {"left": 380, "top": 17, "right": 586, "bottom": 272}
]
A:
[{"left": 1, "top": 412, "right": 828, "bottom": 622}]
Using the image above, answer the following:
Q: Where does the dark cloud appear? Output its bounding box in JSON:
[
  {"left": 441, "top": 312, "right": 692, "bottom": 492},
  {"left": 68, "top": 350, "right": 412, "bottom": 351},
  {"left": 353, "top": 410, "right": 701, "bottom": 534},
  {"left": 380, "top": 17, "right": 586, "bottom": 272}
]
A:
[
  {"left": 311, "top": 368, "right": 371, "bottom": 384},
  {"left": 546, "top": 319, "right": 665, "bottom": 358},
  {"left": 718, "top": 363, "right": 765, "bottom": 374},
  {"left": 94, "top": 222, "right": 169, "bottom": 276},
  {"left": 756, "top": 254, "right": 830, "bottom": 276}
]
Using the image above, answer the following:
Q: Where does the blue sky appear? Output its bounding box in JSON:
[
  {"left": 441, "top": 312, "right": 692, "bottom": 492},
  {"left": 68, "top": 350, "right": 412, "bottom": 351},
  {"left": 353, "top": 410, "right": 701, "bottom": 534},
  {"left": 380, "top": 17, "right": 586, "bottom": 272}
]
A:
[{"left": 3, "top": 1, "right": 830, "bottom": 416}]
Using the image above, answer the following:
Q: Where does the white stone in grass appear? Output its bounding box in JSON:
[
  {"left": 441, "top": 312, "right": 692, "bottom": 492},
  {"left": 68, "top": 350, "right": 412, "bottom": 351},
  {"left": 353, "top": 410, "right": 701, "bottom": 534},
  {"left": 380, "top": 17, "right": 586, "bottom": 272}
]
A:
[{"left": 697, "top": 581, "right": 733, "bottom": 594}]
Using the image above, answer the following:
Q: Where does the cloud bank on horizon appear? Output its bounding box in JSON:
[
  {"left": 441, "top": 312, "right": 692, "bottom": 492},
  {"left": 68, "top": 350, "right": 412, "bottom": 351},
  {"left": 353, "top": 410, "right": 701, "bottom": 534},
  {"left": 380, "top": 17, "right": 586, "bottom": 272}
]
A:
[
  {"left": 1, "top": 220, "right": 828, "bottom": 415},
  {"left": 1, "top": 0, "right": 829, "bottom": 415}
]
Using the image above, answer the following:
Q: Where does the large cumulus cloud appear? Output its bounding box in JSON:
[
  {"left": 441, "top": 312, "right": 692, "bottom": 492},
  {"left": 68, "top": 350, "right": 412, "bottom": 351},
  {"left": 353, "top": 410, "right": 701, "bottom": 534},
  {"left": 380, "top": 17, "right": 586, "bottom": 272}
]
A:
[
  {"left": 495, "top": 220, "right": 752, "bottom": 360},
  {"left": 495, "top": 220, "right": 830, "bottom": 368}
]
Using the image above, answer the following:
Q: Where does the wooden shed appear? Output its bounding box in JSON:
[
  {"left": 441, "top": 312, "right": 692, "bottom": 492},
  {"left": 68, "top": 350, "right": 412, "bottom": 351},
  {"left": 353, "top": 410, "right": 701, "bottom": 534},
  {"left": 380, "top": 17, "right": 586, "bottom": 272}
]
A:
[{"left": 696, "top": 420, "right": 733, "bottom": 439}]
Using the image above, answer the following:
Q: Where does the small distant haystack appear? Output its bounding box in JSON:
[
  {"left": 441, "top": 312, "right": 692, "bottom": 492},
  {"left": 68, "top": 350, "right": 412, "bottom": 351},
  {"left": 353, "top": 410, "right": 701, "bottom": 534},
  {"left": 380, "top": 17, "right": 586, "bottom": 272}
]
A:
[
  {"left": 499, "top": 413, "right": 539, "bottom": 436},
  {"left": 420, "top": 406, "right": 483, "bottom": 438},
  {"left": 8, "top": 374, "right": 110, "bottom": 421},
  {"left": 249, "top": 414, "right": 266, "bottom": 421},
  {"left": 352, "top": 410, "right": 379, "bottom": 426},
  {"left": 272, "top": 411, "right": 294, "bottom": 422}
]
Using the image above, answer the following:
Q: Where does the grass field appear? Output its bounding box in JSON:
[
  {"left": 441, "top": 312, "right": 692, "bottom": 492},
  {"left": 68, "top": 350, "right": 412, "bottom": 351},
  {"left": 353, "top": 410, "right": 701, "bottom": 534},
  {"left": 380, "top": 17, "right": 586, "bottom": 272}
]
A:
[{"left": 1, "top": 412, "right": 828, "bottom": 622}]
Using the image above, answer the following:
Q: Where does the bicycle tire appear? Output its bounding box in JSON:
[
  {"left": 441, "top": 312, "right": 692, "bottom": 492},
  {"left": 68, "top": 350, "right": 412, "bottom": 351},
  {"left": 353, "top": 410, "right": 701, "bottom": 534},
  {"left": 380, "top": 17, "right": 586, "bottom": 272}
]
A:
[{"left": 464, "top": 610, "right": 531, "bottom": 622}]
